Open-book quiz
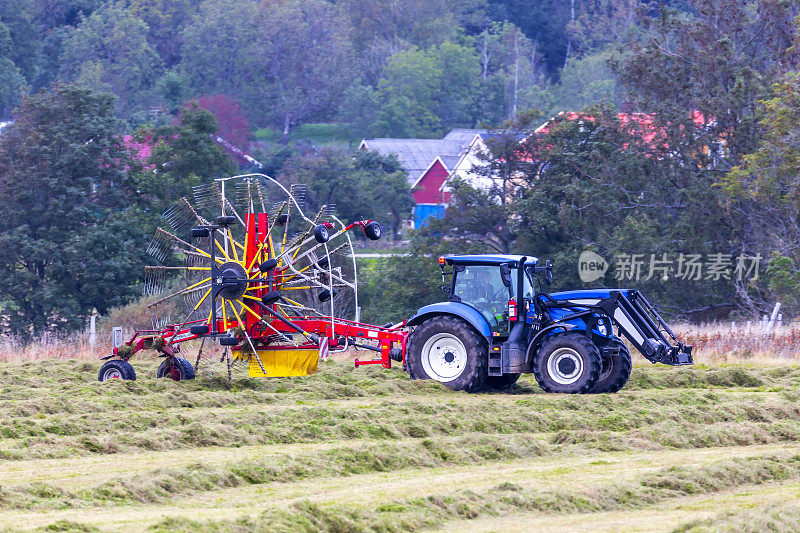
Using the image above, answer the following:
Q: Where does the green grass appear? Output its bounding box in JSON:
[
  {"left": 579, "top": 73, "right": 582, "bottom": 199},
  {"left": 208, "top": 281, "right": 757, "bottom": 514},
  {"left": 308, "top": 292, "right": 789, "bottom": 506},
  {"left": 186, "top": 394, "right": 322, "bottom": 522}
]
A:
[{"left": 1, "top": 358, "right": 799, "bottom": 531}]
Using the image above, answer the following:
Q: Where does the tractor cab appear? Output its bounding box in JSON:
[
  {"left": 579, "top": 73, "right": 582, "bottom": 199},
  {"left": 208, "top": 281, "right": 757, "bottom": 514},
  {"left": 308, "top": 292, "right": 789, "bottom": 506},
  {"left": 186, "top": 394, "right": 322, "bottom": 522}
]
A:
[{"left": 443, "top": 255, "right": 537, "bottom": 338}]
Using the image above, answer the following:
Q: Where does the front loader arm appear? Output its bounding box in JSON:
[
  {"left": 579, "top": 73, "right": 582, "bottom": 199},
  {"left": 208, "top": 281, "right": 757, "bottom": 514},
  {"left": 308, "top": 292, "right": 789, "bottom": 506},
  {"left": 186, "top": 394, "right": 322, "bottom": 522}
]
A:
[{"left": 541, "top": 289, "right": 693, "bottom": 366}]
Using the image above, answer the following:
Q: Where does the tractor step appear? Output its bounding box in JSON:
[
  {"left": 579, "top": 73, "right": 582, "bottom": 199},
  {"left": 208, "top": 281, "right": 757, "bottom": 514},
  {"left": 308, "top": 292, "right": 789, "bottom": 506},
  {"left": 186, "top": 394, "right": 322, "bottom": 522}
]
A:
[{"left": 488, "top": 346, "right": 502, "bottom": 376}]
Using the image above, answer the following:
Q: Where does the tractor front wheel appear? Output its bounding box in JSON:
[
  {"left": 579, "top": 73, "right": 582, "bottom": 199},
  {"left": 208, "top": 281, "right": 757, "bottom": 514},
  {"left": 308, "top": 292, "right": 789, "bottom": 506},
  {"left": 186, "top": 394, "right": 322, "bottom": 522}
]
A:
[
  {"left": 406, "top": 316, "right": 487, "bottom": 392},
  {"left": 532, "top": 333, "right": 600, "bottom": 394},
  {"left": 98, "top": 360, "right": 136, "bottom": 381},
  {"left": 157, "top": 357, "right": 196, "bottom": 381}
]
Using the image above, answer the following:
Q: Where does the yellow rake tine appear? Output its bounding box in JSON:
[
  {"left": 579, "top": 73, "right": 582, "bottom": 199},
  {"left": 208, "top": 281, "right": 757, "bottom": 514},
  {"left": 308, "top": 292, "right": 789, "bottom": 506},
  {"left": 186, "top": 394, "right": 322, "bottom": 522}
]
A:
[
  {"left": 214, "top": 238, "right": 233, "bottom": 262},
  {"left": 246, "top": 241, "right": 269, "bottom": 272},
  {"left": 227, "top": 228, "right": 240, "bottom": 263},
  {"left": 282, "top": 263, "right": 315, "bottom": 282},
  {"left": 282, "top": 296, "right": 306, "bottom": 307},
  {"left": 229, "top": 301, "right": 246, "bottom": 328},
  {"left": 221, "top": 298, "right": 228, "bottom": 332},
  {"left": 193, "top": 287, "right": 212, "bottom": 311},
  {"left": 237, "top": 299, "right": 263, "bottom": 321}
]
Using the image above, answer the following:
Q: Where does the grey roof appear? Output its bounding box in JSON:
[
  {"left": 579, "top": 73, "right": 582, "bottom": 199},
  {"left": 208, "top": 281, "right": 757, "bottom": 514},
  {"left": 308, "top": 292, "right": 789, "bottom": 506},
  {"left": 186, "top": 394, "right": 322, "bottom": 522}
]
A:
[
  {"left": 443, "top": 128, "right": 487, "bottom": 143},
  {"left": 361, "top": 129, "right": 486, "bottom": 184}
]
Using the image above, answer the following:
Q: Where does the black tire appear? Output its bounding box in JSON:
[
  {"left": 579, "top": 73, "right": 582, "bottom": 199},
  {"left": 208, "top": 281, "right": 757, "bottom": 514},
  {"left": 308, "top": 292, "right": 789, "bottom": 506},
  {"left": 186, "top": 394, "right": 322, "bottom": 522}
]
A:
[
  {"left": 219, "top": 336, "right": 239, "bottom": 346},
  {"left": 314, "top": 224, "right": 330, "bottom": 243},
  {"left": 485, "top": 373, "right": 521, "bottom": 390},
  {"left": 98, "top": 360, "right": 136, "bottom": 381},
  {"left": 189, "top": 325, "right": 209, "bottom": 335},
  {"left": 190, "top": 227, "right": 209, "bottom": 239},
  {"left": 157, "top": 357, "right": 196, "bottom": 381},
  {"left": 532, "top": 333, "right": 601, "bottom": 394},
  {"left": 406, "top": 316, "right": 487, "bottom": 392},
  {"left": 216, "top": 215, "right": 237, "bottom": 226},
  {"left": 364, "top": 221, "right": 382, "bottom": 240},
  {"left": 589, "top": 340, "right": 632, "bottom": 393}
]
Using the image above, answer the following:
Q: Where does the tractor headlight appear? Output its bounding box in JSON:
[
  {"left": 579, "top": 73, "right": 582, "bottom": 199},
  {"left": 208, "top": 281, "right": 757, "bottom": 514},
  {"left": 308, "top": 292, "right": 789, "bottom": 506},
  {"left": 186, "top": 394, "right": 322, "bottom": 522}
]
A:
[{"left": 594, "top": 316, "right": 609, "bottom": 336}]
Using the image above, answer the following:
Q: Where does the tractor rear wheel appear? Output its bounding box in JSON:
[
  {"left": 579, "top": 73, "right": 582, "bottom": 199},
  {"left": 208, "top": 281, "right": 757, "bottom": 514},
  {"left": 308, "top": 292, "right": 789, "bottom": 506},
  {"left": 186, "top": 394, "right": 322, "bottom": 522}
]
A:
[
  {"left": 589, "top": 340, "right": 631, "bottom": 393},
  {"left": 157, "top": 357, "right": 196, "bottom": 381},
  {"left": 98, "top": 360, "right": 136, "bottom": 381},
  {"left": 407, "top": 316, "right": 487, "bottom": 392},
  {"left": 485, "top": 373, "right": 521, "bottom": 390},
  {"left": 532, "top": 333, "right": 601, "bottom": 394}
]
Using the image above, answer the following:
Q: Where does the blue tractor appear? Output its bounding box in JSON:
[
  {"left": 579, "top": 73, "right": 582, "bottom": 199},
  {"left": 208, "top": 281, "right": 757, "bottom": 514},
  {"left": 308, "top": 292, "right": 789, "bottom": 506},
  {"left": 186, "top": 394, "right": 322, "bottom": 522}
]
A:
[{"left": 404, "top": 255, "right": 693, "bottom": 393}]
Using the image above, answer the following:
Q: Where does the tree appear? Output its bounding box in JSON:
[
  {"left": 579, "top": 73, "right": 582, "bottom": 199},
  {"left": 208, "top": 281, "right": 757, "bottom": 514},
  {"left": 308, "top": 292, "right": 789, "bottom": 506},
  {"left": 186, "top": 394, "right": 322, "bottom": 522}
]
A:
[
  {"left": 0, "top": 84, "right": 150, "bottom": 337},
  {"left": 339, "top": 0, "right": 455, "bottom": 51},
  {"left": 132, "top": 103, "right": 237, "bottom": 213},
  {"left": 337, "top": 83, "right": 381, "bottom": 141},
  {"left": 0, "top": 54, "right": 26, "bottom": 118},
  {"left": 0, "top": 1, "right": 40, "bottom": 82},
  {"left": 179, "top": 0, "right": 260, "bottom": 106},
  {"left": 376, "top": 42, "right": 483, "bottom": 136},
  {"left": 60, "top": 3, "right": 161, "bottom": 114},
  {"left": 129, "top": 0, "right": 200, "bottom": 67},
  {"left": 195, "top": 94, "right": 249, "bottom": 148},
  {"left": 257, "top": 0, "right": 354, "bottom": 141},
  {"left": 352, "top": 150, "right": 415, "bottom": 239},
  {"left": 608, "top": 0, "right": 800, "bottom": 314}
]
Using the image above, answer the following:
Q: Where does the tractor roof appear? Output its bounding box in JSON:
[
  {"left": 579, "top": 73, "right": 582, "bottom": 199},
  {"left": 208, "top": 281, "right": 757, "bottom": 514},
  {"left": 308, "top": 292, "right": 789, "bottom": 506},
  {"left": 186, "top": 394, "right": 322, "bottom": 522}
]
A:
[{"left": 444, "top": 255, "right": 538, "bottom": 267}]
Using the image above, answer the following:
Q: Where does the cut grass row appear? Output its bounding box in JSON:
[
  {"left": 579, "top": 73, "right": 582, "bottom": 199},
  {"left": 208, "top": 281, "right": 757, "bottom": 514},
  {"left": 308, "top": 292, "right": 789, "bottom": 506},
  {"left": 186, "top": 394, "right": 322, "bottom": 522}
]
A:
[
  {"left": 3, "top": 411, "right": 800, "bottom": 513},
  {"left": 43, "top": 454, "right": 800, "bottom": 533},
  {"left": 2, "top": 384, "right": 799, "bottom": 461},
  {"left": 2, "top": 359, "right": 798, "bottom": 414},
  {"left": 0, "top": 357, "right": 797, "bottom": 531}
]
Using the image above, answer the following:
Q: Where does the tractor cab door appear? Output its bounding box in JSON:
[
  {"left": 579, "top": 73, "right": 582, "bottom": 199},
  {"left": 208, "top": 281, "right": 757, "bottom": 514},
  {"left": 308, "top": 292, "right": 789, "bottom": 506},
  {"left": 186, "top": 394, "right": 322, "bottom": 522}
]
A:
[{"left": 452, "top": 265, "right": 513, "bottom": 336}]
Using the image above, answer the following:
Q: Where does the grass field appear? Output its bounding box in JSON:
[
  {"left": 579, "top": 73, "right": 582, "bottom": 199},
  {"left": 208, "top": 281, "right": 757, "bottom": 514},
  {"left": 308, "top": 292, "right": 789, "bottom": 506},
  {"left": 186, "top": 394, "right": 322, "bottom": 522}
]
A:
[{"left": 1, "top": 355, "right": 800, "bottom": 532}]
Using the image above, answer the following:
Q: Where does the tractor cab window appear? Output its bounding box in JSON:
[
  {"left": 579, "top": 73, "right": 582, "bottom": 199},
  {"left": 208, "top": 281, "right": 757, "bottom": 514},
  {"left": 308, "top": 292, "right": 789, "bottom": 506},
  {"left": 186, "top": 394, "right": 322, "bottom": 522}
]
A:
[
  {"left": 512, "top": 269, "right": 535, "bottom": 299},
  {"left": 452, "top": 265, "right": 512, "bottom": 334}
]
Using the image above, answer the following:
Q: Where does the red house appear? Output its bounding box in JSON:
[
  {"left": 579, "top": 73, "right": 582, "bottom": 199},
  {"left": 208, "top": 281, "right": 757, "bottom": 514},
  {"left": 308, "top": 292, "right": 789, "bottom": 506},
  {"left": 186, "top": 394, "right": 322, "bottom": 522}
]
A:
[{"left": 359, "top": 129, "right": 485, "bottom": 227}]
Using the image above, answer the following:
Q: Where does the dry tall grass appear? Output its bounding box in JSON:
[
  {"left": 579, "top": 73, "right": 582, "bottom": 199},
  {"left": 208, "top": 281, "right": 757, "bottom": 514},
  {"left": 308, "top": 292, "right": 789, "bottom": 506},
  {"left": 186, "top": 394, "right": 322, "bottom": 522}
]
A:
[
  {"left": 0, "top": 332, "right": 109, "bottom": 363},
  {"left": 672, "top": 323, "right": 800, "bottom": 363}
]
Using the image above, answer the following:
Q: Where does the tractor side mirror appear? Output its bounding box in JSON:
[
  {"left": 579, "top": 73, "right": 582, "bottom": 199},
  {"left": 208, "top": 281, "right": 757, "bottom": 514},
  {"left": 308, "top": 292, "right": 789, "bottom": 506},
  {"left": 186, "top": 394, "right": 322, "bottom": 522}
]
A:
[
  {"left": 499, "top": 263, "right": 512, "bottom": 288},
  {"left": 545, "top": 260, "right": 553, "bottom": 284}
]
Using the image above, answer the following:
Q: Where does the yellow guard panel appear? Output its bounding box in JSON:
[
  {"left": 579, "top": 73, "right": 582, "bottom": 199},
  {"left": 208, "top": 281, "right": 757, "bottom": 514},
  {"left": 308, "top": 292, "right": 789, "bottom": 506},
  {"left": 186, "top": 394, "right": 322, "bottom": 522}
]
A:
[{"left": 248, "top": 349, "right": 319, "bottom": 377}]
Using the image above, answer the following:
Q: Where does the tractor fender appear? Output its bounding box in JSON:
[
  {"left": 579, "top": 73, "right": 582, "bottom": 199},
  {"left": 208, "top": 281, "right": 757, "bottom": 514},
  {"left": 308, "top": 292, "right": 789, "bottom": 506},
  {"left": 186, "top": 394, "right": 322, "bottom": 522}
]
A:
[{"left": 406, "top": 302, "right": 492, "bottom": 339}]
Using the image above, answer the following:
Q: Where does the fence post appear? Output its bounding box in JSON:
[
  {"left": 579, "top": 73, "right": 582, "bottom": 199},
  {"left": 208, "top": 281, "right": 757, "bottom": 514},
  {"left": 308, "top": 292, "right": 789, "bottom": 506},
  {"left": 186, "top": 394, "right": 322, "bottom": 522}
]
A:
[
  {"left": 764, "top": 302, "right": 781, "bottom": 336},
  {"left": 89, "top": 309, "right": 97, "bottom": 350}
]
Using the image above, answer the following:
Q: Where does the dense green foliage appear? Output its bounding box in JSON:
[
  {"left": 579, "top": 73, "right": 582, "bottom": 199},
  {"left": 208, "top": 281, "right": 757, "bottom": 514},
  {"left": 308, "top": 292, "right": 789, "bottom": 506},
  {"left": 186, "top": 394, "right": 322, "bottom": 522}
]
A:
[
  {"left": 1, "top": 0, "right": 800, "bottom": 330},
  {"left": 0, "top": 0, "right": 640, "bottom": 135},
  {"left": 0, "top": 85, "right": 149, "bottom": 337}
]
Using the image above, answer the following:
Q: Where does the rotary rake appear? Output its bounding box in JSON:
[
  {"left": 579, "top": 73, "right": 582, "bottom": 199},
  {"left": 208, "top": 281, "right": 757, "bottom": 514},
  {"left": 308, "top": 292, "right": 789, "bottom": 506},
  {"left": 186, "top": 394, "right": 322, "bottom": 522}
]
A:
[{"left": 98, "top": 174, "right": 406, "bottom": 382}]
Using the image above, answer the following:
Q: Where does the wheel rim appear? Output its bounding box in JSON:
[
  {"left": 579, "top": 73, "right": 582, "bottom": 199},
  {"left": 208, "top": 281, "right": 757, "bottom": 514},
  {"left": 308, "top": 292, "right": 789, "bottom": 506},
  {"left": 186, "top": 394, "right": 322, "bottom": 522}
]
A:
[
  {"left": 102, "top": 368, "right": 122, "bottom": 380},
  {"left": 547, "top": 347, "right": 584, "bottom": 385},
  {"left": 420, "top": 333, "right": 468, "bottom": 383}
]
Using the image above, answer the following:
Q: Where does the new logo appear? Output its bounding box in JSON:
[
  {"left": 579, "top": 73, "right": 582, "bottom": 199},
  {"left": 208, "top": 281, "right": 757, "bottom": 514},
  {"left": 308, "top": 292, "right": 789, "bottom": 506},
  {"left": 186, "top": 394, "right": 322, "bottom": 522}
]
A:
[{"left": 578, "top": 250, "right": 608, "bottom": 283}]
